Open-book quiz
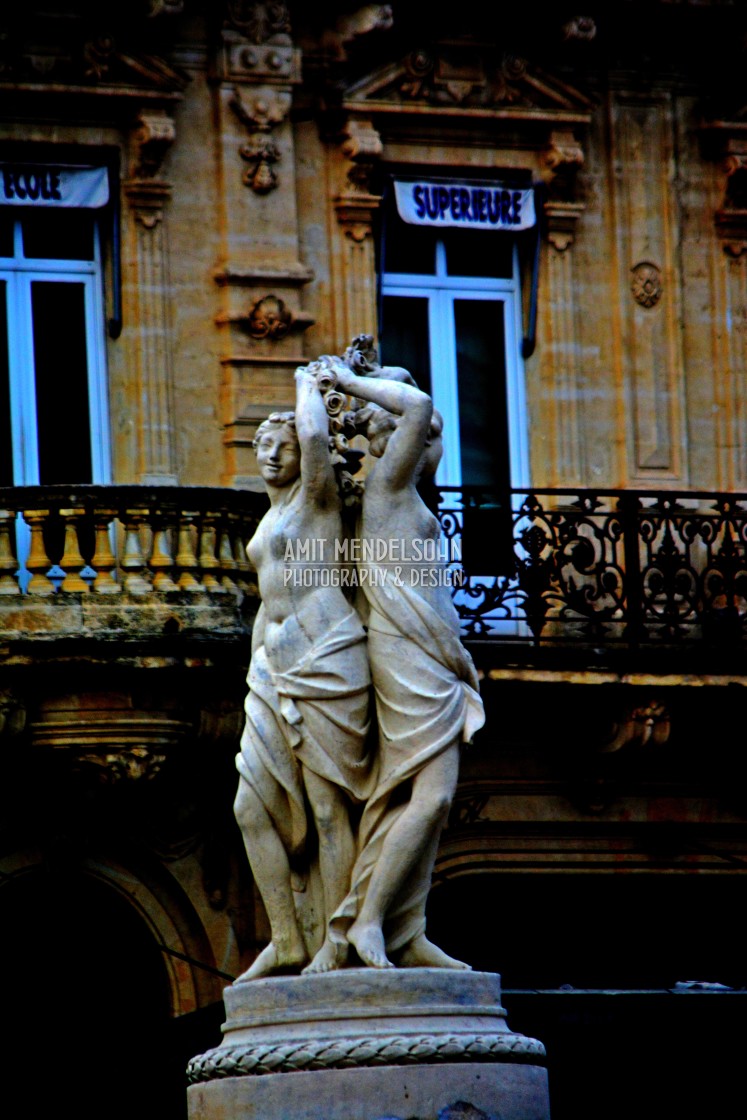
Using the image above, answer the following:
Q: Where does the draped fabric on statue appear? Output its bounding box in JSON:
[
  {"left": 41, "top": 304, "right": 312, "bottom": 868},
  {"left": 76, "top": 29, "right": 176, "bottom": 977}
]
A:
[
  {"left": 331, "top": 573, "right": 485, "bottom": 954},
  {"left": 237, "top": 610, "right": 373, "bottom": 948}
]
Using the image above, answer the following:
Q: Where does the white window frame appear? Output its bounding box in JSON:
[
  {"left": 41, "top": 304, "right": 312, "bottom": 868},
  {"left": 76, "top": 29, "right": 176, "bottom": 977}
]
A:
[
  {"left": 381, "top": 239, "right": 529, "bottom": 489},
  {"left": 0, "top": 215, "right": 111, "bottom": 486}
]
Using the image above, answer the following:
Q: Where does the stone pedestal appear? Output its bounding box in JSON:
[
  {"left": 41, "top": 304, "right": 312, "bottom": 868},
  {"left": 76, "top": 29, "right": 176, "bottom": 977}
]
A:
[{"left": 187, "top": 969, "right": 550, "bottom": 1120}]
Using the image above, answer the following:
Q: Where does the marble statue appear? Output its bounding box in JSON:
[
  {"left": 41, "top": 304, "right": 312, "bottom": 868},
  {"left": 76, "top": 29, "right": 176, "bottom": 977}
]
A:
[
  {"left": 321, "top": 362, "right": 485, "bottom": 971},
  {"left": 233, "top": 366, "right": 372, "bottom": 980},
  {"left": 235, "top": 343, "right": 484, "bottom": 979}
]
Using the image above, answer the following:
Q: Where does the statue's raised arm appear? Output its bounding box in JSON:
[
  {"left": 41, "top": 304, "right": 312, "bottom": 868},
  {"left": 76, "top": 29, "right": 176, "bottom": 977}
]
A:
[
  {"left": 294, "top": 365, "right": 339, "bottom": 506},
  {"left": 333, "top": 366, "right": 434, "bottom": 492}
]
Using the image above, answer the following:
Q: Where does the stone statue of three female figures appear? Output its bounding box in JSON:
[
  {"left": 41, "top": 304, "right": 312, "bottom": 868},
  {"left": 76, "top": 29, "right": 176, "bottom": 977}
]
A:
[{"left": 233, "top": 344, "right": 485, "bottom": 981}]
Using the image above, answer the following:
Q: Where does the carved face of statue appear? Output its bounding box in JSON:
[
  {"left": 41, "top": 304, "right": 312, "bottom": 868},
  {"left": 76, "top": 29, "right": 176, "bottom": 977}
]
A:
[{"left": 255, "top": 427, "right": 301, "bottom": 487}]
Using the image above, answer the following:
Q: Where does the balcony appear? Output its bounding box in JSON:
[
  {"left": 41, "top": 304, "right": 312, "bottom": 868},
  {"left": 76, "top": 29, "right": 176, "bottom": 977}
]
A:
[
  {"left": 3, "top": 485, "right": 747, "bottom": 671},
  {"left": 435, "top": 487, "right": 747, "bottom": 670},
  {"left": 0, "top": 484, "right": 266, "bottom": 655}
]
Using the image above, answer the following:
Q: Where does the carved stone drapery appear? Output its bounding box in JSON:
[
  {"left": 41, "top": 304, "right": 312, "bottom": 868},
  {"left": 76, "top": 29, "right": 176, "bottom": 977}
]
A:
[{"left": 124, "top": 108, "right": 178, "bottom": 484}]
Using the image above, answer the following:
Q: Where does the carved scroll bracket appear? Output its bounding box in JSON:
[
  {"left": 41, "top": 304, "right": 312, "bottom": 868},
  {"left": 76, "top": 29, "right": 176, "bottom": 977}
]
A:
[
  {"left": 541, "top": 128, "right": 586, "bottom": 252},
  {"left": 334, "top": 118, "right": 383, "bottom": 242},
  {"left": 230, "top": 85, "right": 291, "bottom": 193},
  {"left": 130, "top": 108, "right": 177, "bottom": 179},
  {"left": 700, "top": 121, "right": 747, "bottom": 258},
  {"left": 124, "top": 108, "right": 176, "bottom": 226}
]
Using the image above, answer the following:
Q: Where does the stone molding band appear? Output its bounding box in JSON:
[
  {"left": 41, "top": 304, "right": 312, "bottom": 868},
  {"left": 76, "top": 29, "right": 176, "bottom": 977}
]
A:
[{"left": 187, "top": 1032, "right": 547, "bottom": 1082}]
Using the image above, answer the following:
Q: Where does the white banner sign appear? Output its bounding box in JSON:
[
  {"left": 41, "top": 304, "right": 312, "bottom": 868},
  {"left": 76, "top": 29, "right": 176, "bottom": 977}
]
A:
[
  {"left": 0, "top": 165, "right": 109, "bottom": 208},
  {"left": 394, "top": 179, "right": 535, "bottom": 232}
]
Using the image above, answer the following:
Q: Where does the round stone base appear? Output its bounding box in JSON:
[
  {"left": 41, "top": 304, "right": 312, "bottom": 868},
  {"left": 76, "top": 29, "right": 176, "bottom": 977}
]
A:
[{"left": 187, "top": 969, "right": 550, "bottom": 1120}]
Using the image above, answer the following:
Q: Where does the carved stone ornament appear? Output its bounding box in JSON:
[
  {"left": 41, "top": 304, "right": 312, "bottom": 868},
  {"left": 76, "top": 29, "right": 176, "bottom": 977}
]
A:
[
  {"left": 189, "top": 1029, "right": 546, "bottom": 1081},
  {"left": 0, "top": 12, "right": 188, "bottom": 92},
  {"left": 130, "top": 108, "right": 176, "bottom": 179},
  {"left": 245, "top": 294, "right": 293, "bottom": 339},
  {"left": 561, "top": 16, "right": 597, "bottom": 42},
  {"left": 30, "top": 711, "right": 193, "bottom": 784},
  {"left": 397, "top": 47, "right": 531, "bottom": 107},
  {"left": 717, "top": 144, "right": 747, "bottom": 257},
  {"left": 598, "top": 700, "right": 671, "bottom": 754},
  {"left": 341, "top": 118, "right": 383, "bottom": 163},
  {"left": 230, "top": 86, "right": 291, "bottom": 192},
  {"left": 631, "top": 261, "right": 663, "bottom": 309},
  {"left": 699, "top": 124, "right": 747, "bottom": 257},
  {"left": 335, "top": 118, "right": 383, "bottom": 240},
  {"left": 72, "top": 746, "right": 169, "bottom": 783},
  {"left": 225, "top": 1, "right": 292, "bottom": 43},
  {"left": 0, "top": 690, "right": 25, "bottom": 739},
  {"left": 324, "top": 5, "right": 395, "bottom": 61},
  {"left": 148, "top": 0, "right": 185, "bottom": 15},
  {"left": 542, "top": 129, "right": 585, "bottom": 199}
]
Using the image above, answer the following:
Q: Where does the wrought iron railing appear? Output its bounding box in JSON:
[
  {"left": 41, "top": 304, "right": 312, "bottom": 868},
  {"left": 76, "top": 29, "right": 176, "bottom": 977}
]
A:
[{"left": 436, "top": 487, "right": 747, "bottom": 652}]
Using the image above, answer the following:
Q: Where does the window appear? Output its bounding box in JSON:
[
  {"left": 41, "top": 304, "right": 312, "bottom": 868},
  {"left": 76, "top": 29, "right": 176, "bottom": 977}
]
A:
[
  {"left": 379, "top": 193, "right": 529, "bottom": 491},
  {"left": 0, "top": 207, "right": 111, "bottom": 487}
]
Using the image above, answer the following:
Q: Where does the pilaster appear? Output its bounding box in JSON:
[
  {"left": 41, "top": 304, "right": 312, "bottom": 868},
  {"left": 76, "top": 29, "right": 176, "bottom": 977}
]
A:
[
  {"left": 123, "top": 108, "right": 179, "bottom": 485},
  {"left": 330, "top": 118, "right": 383, "bottom": 351},
  {"left": 538, "top": 129, "right": 587, "bottom": 484},
  {"left": 211, "top": 3, "right": 312, "bottom": 486}
]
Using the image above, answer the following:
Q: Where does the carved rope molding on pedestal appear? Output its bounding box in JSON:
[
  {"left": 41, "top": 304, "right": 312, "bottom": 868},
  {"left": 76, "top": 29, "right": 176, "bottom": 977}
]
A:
[{"left": 187, "top": 1032, "right": 546, "bottom": 1082}]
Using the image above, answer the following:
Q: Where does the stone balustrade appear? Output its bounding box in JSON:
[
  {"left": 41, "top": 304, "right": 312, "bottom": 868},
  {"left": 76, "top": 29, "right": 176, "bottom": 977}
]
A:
[{"left": 0, "top": 485, "right": 267, "bottom": 646}]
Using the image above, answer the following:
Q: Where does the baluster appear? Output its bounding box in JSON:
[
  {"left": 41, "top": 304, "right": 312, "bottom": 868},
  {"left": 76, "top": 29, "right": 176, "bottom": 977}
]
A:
[
  {"left": 91, "top": 510, "right": 121, "bottom": 593},
  {"left": 59, "top": 508, "right": 90, "bottom": 593},
  {"left": 0, "top": 510, "right": 20, "bottom": 595},
  {"left": 218, "top": 515, "right": 239, "bottom": 595},
  {"left": 233, "top": 516, "right": 253, "bottom": 593},
  {"left": 24, "top": 510, "right": 55, "bottom": 595},
  {"left": 149, "top": 511, "right": 179, "bottom": 592},
  {"left": 121, "top": 509, "right": 152, "bottom": 594},
  {"left": 199, "top": 513, "right": 224, "bottom": 593},
  {"left": 176, "top": 512, "right": 202, "bottom": 591}
]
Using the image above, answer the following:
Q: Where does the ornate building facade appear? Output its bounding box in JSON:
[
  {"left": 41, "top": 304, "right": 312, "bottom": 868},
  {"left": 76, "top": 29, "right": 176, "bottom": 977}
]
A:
[{"left": 1, "top": 4, "right": 746, "bottom": 1118}]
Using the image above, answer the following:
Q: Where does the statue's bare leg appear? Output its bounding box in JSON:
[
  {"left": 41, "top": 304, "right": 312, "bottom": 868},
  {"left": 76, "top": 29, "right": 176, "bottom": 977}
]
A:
[
  {"left": 302, "top": 767, "right": 355, "bottom": 974},
  {"left": 348, "top": 745, "right": 460, "bottom": 969},
  {"left": 234, "top": 779, "right": 307, "bottom": 980}
]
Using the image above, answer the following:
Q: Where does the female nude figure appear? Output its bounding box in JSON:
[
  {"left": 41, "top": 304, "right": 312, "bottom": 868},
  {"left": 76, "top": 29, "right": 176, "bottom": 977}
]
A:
[
  {"left": 325, "top": 366, "right": 485, "bottom": 970},
  {"left": 233, "top": 367, "right": 371, "bottom": 980}
]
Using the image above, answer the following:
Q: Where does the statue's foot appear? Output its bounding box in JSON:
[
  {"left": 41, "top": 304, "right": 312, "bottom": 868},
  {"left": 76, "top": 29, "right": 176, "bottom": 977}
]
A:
[
  {"left": 235, "top": 939, "right": 307, "bottom": 982},
  {"left": 302, "top": 938, "right": 348, "bottom": 974},
  {"left": 397, "top": 934, "right": 472, "bottom": 970},
  {"left": 348, "top": 921, "right": 394, "bottom": 969}
]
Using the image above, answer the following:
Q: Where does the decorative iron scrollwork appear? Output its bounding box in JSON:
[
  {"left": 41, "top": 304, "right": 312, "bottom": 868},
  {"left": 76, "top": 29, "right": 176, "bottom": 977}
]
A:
[{"left": 435, "top": 486, "right": 747, "bottom": 654}]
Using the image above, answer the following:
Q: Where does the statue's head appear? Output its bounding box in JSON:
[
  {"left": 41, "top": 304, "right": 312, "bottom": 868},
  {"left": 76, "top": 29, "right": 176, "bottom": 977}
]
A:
[
  {"left": 253, "top": 412, "right": 300, "bottom": 487},
  {"left": 363, "top": 405, "right": 399, "bottom": 459},
  {"left": 362, "top": 404, "right": 443, "bottom": 475}
]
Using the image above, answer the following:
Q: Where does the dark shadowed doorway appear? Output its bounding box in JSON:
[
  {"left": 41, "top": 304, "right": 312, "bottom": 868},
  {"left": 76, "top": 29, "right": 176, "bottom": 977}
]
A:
[{"left": 2, "top": 868, "right": 186, "bottom": 1120}]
